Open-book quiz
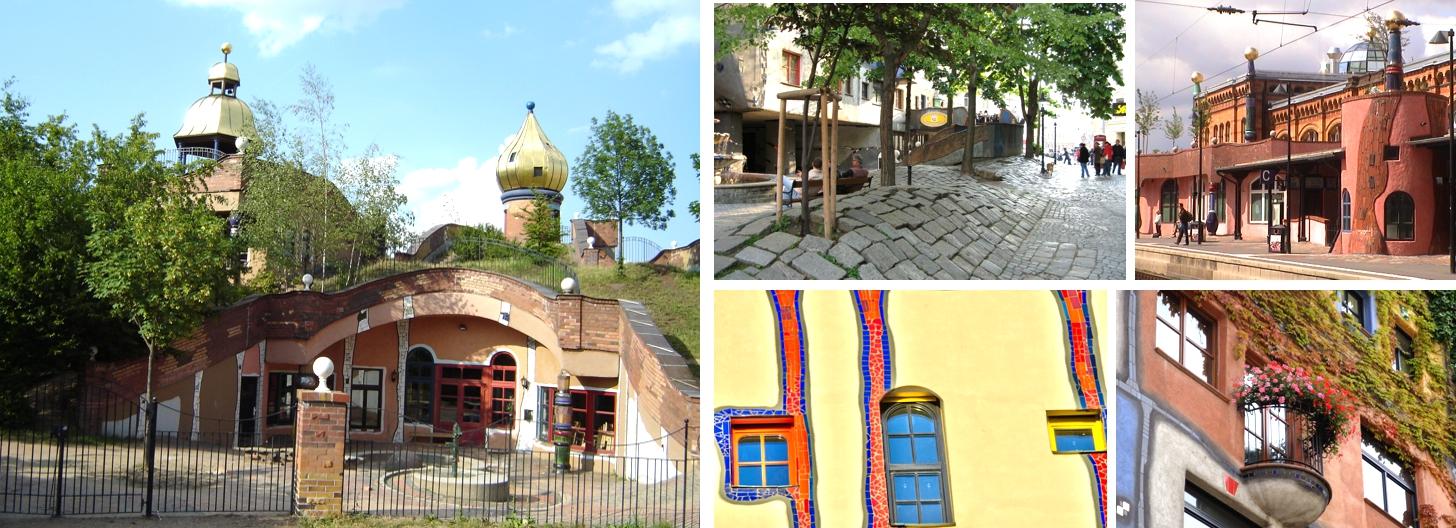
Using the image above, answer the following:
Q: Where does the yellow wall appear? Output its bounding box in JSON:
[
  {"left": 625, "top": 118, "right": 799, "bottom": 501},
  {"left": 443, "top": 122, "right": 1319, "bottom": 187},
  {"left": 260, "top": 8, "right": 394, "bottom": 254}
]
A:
[{"left": 713, "top": 290, "right": 1110, "bottom": 527}]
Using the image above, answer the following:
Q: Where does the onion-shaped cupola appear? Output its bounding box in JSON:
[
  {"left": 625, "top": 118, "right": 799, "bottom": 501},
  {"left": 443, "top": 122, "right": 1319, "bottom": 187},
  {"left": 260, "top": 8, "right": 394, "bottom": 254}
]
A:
[
  {"left": 496, "top": 102, "right": 568, "bottom": 200},
  {"left": 174, "top": 42, "right": 256, "bottom": 155}
]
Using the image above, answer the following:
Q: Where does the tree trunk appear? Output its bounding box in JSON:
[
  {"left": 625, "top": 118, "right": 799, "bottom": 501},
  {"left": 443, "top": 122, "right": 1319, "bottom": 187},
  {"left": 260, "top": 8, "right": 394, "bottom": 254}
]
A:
[
  {"left": 1023, "top": 77, "right": 1040, "bottom": 159},
  {"left": 878, "top": 57, "right": 901, "bottom": 186},
  {"left": 142, "top": 338, "right": 155, "bottom": 492},
  {"left": 962, "top": 64, "right": 978, "bottom": 176}
]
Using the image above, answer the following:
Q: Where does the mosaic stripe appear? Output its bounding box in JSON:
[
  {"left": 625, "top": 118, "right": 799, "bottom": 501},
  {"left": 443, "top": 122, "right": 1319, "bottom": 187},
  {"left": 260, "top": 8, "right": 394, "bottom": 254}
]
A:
[
  {"left": 1055, "top": 290, "right": 1108, "bottom": 528},
  {"left": 713, "top": 291, "right": 816, "bottom": 528},
  {"left": 853, "top": 291, "right": 892, "bottom": 528}
]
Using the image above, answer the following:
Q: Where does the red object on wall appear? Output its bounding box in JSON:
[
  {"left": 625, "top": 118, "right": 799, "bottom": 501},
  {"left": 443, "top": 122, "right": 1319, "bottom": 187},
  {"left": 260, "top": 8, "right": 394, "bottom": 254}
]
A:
[{"left": 1225, "top": 475, "right": 1239, "bottom": 496}]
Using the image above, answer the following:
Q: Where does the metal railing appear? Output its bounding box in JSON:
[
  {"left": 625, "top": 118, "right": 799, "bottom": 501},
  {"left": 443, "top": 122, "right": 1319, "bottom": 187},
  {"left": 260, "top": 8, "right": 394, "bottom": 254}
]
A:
[
  {"left": 343, "top": 420, "right": 698, "bottom": 526},
  {"left": 162, "top": 147, "right": 226, "bottom": 165},
  {"left": 620, "top": 236, "right": 664, "bottom": 264},
  {"left": 318, "top": 237, "right": 577, "bottom": 294},
  {"left": 1242, "top": 404, "right": 1326, "bottom": 474}
]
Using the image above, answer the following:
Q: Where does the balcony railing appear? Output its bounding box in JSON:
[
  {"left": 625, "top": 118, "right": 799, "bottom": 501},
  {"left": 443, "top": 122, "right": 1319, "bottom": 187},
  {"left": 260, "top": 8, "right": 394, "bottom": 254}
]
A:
[
  {"left": 163, "top": 147, "right": 226, "bottom": 165},
  {"left": 1243, "top": 404, "right": 1327, "bottom": 474}
]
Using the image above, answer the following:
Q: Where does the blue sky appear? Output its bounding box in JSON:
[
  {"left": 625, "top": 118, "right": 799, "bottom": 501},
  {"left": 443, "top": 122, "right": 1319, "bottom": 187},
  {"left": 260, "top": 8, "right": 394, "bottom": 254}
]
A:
[{"left": 0, "top": 0, "right": 701, "bottom": 249}]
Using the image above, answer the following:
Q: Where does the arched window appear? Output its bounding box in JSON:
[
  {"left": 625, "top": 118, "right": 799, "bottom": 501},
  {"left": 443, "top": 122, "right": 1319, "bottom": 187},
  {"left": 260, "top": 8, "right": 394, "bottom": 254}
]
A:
[
  {"left": 1384, "top": 191, "right": 1414, "bottom": 241},
  {"left": 404, "top": 347, "right": 435, "bottom": 424},
  {"left": 1340, "top": 189, "right": 1352, "bottom": 232},
  {"left": 1300, "top": 129, "right": 1319, "bottom": 142},
  {"left": 883, "top": 401, "right": 950, "bottom": 525},
  {"left": 1328, "top": 124, "right": 1342, "bottom": 142},
  {"left": 488, "top": 353, "right": 517, "bottom": 426},
  {"left": 1160, "top": 180, "right": 1179, "bottom": 223}
]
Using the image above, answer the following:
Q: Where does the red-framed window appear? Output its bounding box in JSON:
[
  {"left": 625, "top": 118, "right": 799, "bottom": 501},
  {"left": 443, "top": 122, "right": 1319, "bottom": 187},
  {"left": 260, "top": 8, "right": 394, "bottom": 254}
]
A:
[
  {"left": 540, "top": 387, "right": 616, "bottom": 452},
  {"left": 489, "top": 354, "right": 517, "bottom": 426},
  {"left": 783, "top": 50, "right": 802, "bottom": 86},
  {"left": 730, "top": 416, "right": 799, "bottom": 488}
]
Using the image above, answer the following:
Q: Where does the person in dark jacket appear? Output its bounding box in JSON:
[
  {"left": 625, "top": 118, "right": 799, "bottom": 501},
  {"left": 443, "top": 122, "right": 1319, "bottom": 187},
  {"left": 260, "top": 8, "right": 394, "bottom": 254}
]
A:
[
  {"left": 1076, "top": 143, "right": 1090, "bottom": 178},
  {"left": 1112, "top": 140, "right": 1126, "bottom": 175},
  {"left": 1176, "top": 205, "right": 1195, "bottom": 245}
]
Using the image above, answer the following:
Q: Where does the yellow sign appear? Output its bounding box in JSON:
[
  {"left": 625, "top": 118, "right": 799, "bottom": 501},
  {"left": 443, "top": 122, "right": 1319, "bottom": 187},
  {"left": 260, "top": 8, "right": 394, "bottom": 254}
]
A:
[{"left": 919, "top": 110, "right": 949, "bottom": 127}]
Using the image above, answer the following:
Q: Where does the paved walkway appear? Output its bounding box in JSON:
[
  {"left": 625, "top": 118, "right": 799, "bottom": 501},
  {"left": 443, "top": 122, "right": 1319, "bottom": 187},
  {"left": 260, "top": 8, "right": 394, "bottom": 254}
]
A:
[
  {"left": 714, "top": 158, "right": 1126, "bottom": 280},
  {"left": 1135, "top": 236, "right": 1456, "bottom": 279}
]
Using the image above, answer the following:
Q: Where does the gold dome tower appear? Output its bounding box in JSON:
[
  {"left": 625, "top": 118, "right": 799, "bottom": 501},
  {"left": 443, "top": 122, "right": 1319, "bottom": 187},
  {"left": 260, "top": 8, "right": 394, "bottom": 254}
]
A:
[
  {"left": 174, "top": 42, "right": 256, "bottom": 156},
  {"left": 496, "top": 102, "right": 568, "bottom": 241}
]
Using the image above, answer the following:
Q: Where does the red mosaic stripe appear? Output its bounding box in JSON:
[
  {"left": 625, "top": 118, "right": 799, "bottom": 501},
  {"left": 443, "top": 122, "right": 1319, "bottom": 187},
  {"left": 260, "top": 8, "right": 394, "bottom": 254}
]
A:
[{"left": 856, "top": 291, "right": 891, "bottom": 528}]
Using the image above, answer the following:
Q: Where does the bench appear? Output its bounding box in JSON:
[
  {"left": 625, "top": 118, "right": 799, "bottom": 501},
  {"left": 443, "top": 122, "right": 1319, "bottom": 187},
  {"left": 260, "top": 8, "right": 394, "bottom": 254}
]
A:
[{"left": 783, "top": 169, "right": 870, "bottom": 204}]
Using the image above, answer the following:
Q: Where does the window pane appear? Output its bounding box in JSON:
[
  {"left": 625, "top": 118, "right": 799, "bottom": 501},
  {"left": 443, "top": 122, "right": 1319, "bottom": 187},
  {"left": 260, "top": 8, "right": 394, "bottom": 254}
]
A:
[
  {"left": 913, "top": 437, "right": 940, "bottom": 464},
  {"left": 764, "top": 464, "right": 789, "bottom": 486},
  {"left": 1183, "top": 351, "right": 1209, "bottom": 383},
  {"left": 1185, "top": 511, "right": 1217, "bottom": 528},
  {"left": 918, "top": 474, "right": 942, "bottom": 500},
  {"left": 1055, "top": 429, "right": 1097, "bottom": 452},
  {"left": 909, "top": 413, "right": 935, "bottom": 434},
  {"left": 920, "top": 502, "right": 945, "bottom": 524},
  {"left": 763, "top": 437, "right": 788, "bottom": 462},
  {"left": 740, "top": 466, "right": 762, "bottom": 486},
  {"left": 894, "top": 474, "right": 917, "bottom": 501},
  {"left": 738, "top": 438, "right": 761, "bottom": 462},
  {"left": 1186, "top": 314, "right": 1210, "bottom": 349},
  {"left": 1156, "top": 293, "right": 1179, "bottom": 324},
  {"left": 1156, "top": 320, "right": 1181, "bottom": 359},
  {"left": 886, "top": 414, "right": 910, "bottom": 434},
  {"left": 888, "top": 437, "right": 913, "bottom": 465},
  {"left": 1363, "top": 458, "right": 1385, "bottom": 505},
  {"left": 895, "top": 504, "right": 919, "bottom": 524},
  {"left": 1385, "top": 477, "right": 1409, "bottom": 521}
]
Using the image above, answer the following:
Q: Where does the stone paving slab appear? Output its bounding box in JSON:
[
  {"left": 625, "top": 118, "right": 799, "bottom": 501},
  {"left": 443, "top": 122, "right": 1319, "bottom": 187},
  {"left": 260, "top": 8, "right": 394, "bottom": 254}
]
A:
[{"left": 712, "top": 158, "right": 1125, "bottom": 279}]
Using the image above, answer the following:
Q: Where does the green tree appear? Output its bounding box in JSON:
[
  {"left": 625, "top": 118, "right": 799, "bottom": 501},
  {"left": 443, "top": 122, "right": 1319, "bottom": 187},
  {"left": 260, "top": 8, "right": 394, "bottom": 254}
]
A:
[
  {"left": 84, "top": 117, "right": 233, "bottom": 453},
  {"left": 1135, "top": 89, "right": 1161, "bottom": 153},
  {"left": 1162, "top": 106, "right": 1185, "bottom": 146},
  {"left": 689, "top": 153, "right": 700, "bottom": 222},
  {"left": 517, "top": 193, "right": 566, "bottom": 257},
  {"left": 571, "top": 111, "right": 677, "bottom": 272},
  {"left": 0, "top": 84, "right": 145, "bottom": 423},
  {"left": 449, "top": 223, "right": 510, "bottom": 261}
]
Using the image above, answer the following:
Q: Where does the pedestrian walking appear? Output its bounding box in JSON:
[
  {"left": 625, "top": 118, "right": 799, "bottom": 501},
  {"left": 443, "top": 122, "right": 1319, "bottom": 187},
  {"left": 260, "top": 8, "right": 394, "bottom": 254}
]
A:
[
  {"left": 1076, "top": 143, "right": 1090, "bottom": 178},
  {"left": 1092, "top": 142, "right": 1105, "bottom": 176},
  {"left": 1176, "top": 205, "right": 1194, "bottom": 245},
  {"left": 1102, "top": 141, "right": 1114, "bottom": 176},
  {"left": 1112, "top": 140, "right": 1126, "bottom": 176}
]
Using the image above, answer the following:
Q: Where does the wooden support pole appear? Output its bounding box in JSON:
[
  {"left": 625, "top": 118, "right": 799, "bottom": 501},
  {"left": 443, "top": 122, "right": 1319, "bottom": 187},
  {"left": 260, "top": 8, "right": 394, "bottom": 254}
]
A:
[
  {"left": 776, "top": 98, "right": 787, "bottom": 225},
  {"left": 820, "top": 92, "right": 831, "bottom": 239},
  {"left": 829, "top": 98, "right": 841, "bottom": 238}
]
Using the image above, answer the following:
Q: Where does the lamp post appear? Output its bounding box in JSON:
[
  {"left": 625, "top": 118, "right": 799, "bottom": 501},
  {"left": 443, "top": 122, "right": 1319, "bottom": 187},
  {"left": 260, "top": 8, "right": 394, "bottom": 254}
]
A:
[
  {"left": 1273, "top": 83, "right": 1293, "bottom": 254},
  {"left": 1192, "top": 70, "right": 1206, "bottom": 244},
  {"left": 1040, "top": 109, "right": 1047, "bottom": 174},
  {"left": 1432, "top": 28, "right": 1455, "bottom": 272}
]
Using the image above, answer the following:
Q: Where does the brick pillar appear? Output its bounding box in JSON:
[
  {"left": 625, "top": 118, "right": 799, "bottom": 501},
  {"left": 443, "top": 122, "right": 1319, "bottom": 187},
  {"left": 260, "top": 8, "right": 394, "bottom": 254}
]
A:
[{"left": 294, "top": 390, "right": 348, "bottom": 517}]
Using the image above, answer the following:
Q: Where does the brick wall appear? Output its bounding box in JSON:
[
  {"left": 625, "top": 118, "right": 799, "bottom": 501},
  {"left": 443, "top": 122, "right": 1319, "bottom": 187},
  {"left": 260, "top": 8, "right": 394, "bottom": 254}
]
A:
[
  {"left": 617, "top": 301, "right": 700, "bottom": 456},
  {"left": 89, "top": 268, "right": 627, "bottom": 394},
  {"left": 294, "top": 390, "right": 348, "bottom": 517}
]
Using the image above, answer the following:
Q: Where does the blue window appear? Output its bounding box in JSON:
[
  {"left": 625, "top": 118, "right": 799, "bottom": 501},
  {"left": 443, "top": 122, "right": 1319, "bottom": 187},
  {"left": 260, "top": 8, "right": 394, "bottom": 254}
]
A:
[
  {"left": 736, "top": 435, "right": 789, "bottom": 487},
  {"left": 1055, "top": 429, "right": 1097, "bottom": 452},
  {"left": 884, "top": 402, "right": 950, "bottom": 525}
]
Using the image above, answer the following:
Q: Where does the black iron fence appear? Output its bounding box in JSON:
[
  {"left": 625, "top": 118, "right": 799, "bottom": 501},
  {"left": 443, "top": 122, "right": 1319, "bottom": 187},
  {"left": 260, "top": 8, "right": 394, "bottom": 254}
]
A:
[
  {"left": 620, "top": 236, "right": 664, "bottom": 264},
  {"left": 344, "top": 420, "right": 699, "bottom": 526},
  {"left": 318, "top": 236, "right": 577, "bottom": 294},
  {"left": 0, "top": 379, "right": 295, "bottom": 516}
]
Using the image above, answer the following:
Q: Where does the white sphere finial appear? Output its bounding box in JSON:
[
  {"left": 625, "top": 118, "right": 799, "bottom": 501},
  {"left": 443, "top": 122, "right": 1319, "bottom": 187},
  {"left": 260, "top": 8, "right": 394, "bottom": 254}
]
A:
[
  {"left": 312, "top": 357, "right": 335, "bottom": 392},
  {"left": 560, "top": 276, "right": 577, "bottom": 293},
  {"left": 235, "top": 136, "right": 249, "bottom": 152},
  {"left": 302, "top": 273, "right": 314, "bottom": 291}
]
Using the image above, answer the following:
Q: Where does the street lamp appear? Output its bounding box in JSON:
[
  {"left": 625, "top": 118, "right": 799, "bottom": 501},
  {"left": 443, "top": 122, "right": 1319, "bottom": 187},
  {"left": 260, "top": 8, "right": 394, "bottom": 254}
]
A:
[
  {"left": 1273, "top": 83, "right": 1293, "bottom": 254},
  {"left": 1192, "top": 70, "right": 1206, "bottom": 244},
  {"left": 1431, "top": 28, "right": 1455, "bottom": 272}
]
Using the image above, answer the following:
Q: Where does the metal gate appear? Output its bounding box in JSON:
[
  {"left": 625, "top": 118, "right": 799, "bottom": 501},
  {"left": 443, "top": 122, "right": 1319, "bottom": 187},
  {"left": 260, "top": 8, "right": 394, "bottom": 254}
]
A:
[
  {"left": 0, "top": 378, "right": 295, "bottom": 516},
  {"left": 343, "top": 419, "right": 699, "bottom": 526}
]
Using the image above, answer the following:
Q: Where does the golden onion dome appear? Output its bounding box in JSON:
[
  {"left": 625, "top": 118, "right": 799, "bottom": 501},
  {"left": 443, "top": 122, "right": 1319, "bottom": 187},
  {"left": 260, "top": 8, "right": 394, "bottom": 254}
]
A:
[
  {"left": 175, "top": 43, "right": 254, "bottom": 143},
  {"left": 496, "top": 102, "right": 568, "bottom": 194}
]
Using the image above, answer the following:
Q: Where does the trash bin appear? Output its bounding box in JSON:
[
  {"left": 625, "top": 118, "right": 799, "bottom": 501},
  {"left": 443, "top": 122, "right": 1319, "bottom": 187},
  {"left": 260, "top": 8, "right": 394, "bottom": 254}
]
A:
[{"left": 1268, "top": 225, "right": 1286, "bottom": 253}]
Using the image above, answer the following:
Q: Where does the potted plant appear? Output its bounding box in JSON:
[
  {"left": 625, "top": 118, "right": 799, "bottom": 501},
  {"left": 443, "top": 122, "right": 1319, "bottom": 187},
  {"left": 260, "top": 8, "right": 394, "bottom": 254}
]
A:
[{"left": 1233, "top": 362, "right": 1356, "bottom": 457}]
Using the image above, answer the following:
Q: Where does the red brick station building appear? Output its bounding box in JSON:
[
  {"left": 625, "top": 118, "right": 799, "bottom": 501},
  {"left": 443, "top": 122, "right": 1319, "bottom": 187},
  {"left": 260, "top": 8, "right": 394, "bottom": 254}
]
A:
[
  {"left": 80, "top": 47, "right": 699, "bottom": 467},
  {"left": 1137, "top": 14, "right": 1456, "bottom": 257}
]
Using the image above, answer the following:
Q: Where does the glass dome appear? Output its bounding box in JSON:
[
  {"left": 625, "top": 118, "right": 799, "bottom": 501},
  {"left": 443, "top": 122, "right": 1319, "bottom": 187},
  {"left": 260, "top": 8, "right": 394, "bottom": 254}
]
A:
[{"left": 1337, "top": 41, "right": 1386, "bottom": 74}]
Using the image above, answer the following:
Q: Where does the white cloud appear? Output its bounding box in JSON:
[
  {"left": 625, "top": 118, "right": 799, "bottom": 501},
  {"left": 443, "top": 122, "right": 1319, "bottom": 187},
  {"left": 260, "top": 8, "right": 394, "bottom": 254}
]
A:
[
  {"left": 399, "top": 156, "right": 505, "bottom": 233},
  {"left": 593, "top": 14, "right": 697, "bottom": 74},
  {"left": 481, "top": 24, "right": 518, "bottom": 39},
  {"left": 592, "top": 0, "right": 697, "bottom": 74},
  {"left": 172, "top": 0, "right": 406, "bottom": 57}
]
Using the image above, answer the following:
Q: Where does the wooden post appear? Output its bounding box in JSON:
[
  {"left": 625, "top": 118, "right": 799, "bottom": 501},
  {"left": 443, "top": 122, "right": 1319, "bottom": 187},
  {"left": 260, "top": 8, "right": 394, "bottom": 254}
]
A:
[
  {"left": 828, "top": 97, "right": 841, "bottom": 238},
  {"left": 821, "top": 92, "right": 832, "bottom": 238},
  {"left": 775, "top": 98, "right": 787, "bottom": 225}
]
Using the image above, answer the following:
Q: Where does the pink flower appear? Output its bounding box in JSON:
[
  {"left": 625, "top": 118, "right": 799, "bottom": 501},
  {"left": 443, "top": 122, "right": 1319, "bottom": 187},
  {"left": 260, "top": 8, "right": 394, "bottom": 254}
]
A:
[{"left": 1278, "top": 396, "right": 1286, "bottom": 404}]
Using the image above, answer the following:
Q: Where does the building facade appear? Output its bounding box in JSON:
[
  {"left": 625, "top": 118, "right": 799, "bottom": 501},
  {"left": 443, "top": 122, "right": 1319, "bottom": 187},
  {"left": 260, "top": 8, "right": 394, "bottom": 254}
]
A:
[
  {"left": 1136, "top": 23, "right": 1454, "bottom": 255},
  {"left": 1117, "top": 290, "right": 1456, "bottom": 527},
  {"left": 712, "top": 290, "right": 1109, "bottom": 527}
]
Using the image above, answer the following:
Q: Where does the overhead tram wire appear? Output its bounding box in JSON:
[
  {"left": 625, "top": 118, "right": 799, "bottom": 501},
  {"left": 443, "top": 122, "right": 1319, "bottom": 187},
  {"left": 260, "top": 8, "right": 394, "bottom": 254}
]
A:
[{"left": 1150, "top": 0, "right": 1396, "bottom": 106}]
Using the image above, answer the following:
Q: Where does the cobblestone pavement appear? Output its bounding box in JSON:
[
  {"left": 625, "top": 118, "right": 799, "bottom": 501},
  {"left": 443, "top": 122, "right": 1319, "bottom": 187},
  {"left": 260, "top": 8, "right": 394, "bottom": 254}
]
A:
[{"left": 713, "top": 157, "right": 1126, "bottom": 280}]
